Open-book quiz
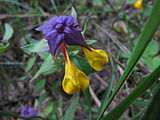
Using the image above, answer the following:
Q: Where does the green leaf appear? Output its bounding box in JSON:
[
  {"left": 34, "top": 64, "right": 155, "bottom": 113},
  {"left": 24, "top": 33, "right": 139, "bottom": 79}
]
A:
[
  {"left": 98, "top": 65, "right": 116, "bottom": 117},
  {"left": 82, "top": 18, "right": 90, "bottom": 35},
  {"left": 37, "top": 52, "right": 50, "bottom": 60},
  {"left": 71, "top": 7, "right": 77, "bottom": 20},
  {"left": 68, "top": 46, "right": 81, "bottom": 56},
  {"left": 86, "top": 40, "right": 97, "bottom": 45},
  {"left": 38, "top": 93, "right": 48, "bottom": 103},
  {"left": 25, "top": 37, "right": 39, "bottom": 44},
  {"left": 43, "top": 102, "right": 56, "bottom": 116},
  {"left": 145, "top": 56, "right": 160, "bottom": 71},
  {"left": 134, "top": 39, "right": 159, "bottom": 57},
  {"left": 84, "top": 88, "right": 92, "bottom": 120},
  {"left": 25, "top": 56, "right": 36, "bottom": 72},
  {"left": 132, "top": 100, "right": 148, "bottom": 107},
  {"left": 4, "top": 0, "right": 35, "bottom": 11},
  {"left": 143, "top": 40, "right": 159, "bottom": 57},
  {"left": 92, "top": 0, "right": 103, "bottom": 6},
  {"left": 120, "top": 52, "right": 130, "bottom": 59},
  {"left": 97, "top": 0, "right": 160, "bottom": 119},
  {"left": 101, "top": 65, "right": 160, "bottom": 120},
  {"left": 21, "top": 39, "right": 48, "bottom": 53},
  {"left": 71, "top": 55, "right": 94, "bottom": 75},
  {"left": 35, "top": 79, "right": 46, "bottom": 93},
  {"left": 0, "top": 45, "right": 9, "bottom": 54},
  {"left": 64, "top": 93, "right": 79, "bottom": 120},
  {"left": 2, "top": 23, "right": 14, "bottom": 41},
  {"left": 140, "top": 85, "right": 160, "bottom": 120},
  {"left": 50, "top": 79, "right": 61, "bottom": 91},
  {"left": 30, "top": 55, "right": 58, "bottom": 82}
]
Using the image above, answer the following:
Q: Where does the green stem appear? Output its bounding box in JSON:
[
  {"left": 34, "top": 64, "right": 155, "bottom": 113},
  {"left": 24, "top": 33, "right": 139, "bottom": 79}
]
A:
[{"left": 84, "top": 88, "right": 92, "bottom": 120}]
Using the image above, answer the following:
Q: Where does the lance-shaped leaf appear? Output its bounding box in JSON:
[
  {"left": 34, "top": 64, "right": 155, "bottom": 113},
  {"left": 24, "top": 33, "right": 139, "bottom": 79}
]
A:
[
  {"left": 64, "top": 93, "right": 79, "bottom": 120},
  {"left": 140, "top": 85, "right": 160, "bottom": 120},
  {"left": 101, "top": 65, "right": 160, "bottom": 120},
  {"left": 2, "top": 23, "right": 14, "bottom": 41}
]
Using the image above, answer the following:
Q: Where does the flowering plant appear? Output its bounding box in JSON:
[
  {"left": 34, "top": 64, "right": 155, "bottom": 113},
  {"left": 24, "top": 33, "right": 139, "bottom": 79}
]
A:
[{"left": 36, "top": 15, "right": 108, "bottom": 94}]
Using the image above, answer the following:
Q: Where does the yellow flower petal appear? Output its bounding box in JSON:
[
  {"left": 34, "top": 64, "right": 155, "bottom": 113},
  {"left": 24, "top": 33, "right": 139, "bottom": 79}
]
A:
[
  {"left": 62, "top": 52, "right": 89, "bottom": 94},
  {"left": 134, "top": 0, "right": 143, "bottom": 10},
  {"left": 82, "top": 47, "right": 108, "bottom": 71}
]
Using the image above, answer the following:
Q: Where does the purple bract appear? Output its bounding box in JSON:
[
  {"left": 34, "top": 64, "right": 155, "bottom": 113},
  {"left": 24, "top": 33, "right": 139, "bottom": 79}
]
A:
[
  {"left": 20, "top": 105, "right": 37, "bottom": 118},
  {"left": 36, "top": 16, "right": 89, "bottom": 56}
]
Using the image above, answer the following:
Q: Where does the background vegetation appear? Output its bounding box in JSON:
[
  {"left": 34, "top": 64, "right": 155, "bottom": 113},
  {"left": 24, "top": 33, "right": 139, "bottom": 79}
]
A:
[{"left": 0, "top": 0, "right": 160, "bottom": 120}]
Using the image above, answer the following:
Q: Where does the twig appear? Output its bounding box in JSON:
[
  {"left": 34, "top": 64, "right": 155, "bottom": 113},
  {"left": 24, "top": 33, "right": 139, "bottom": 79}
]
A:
[
  {"left": 111, "top": 55, "right": 125, "bottom": 69},
  {"left": 89, "top": 86, "right": 101, "bottom": 108},
  {"left": 93, "top": 21, "right": 130, "bottom": 54}
]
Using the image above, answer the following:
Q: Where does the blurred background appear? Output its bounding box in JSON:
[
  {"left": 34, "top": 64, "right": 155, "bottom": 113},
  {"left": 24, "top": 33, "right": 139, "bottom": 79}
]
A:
[{"left": 0, "top": 0, "right": 159, "bottom": 120}]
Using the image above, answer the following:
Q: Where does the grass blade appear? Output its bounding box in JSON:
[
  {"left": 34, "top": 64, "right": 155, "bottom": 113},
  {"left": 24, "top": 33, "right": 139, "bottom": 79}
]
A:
[
  {"left": 84, "top": 88, "right": 92, "bottom": 120},
  {"left": 140, "top": 84, "right": 160, "bottom": 120},
  {"left": 97, "top": 0, "right": 160, "bottom": 119},
  {"left": 101, "top": 65, "right": 160, "bottom": 120},
  {"left": 64, "top": 93, "right": 79, "bottom": 120},
  {"left": 98, "top": 52, "right": 116, "bottom": 115}
]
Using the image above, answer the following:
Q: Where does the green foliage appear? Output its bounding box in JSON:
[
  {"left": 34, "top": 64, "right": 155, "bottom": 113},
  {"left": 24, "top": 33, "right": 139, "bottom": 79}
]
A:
[
  {"left": 21, "top": 39, "right": 48, "bottom": 53},
  {"left": 84, "top": 88, "right": 92, "bottom": 120},
  {"left": 64, "top": 93, "right": 79, "bottom": 120},
  {"left": 71, "top": 55, "right": 94, "bottom": 75},
  {"left": 132, "top": 100, "right": 148, "bottom": 107},
  {"left": 0, "top": 23, "right": 13, "bottom": 54},
  {"left": 71, "top": 7, "right": 77, "bottom": 20},
  {"left": 38, "top": 93, "right": 48, "bottom": 103},
  {"left": 35, "top": 79, "right": 46, "bottom": 93},
  {"left": 140, "top": 85, "right": 160, "bottom": 120},
  {"left": 30, "top": 55, "right": 59, "bottom": 82},
  {"left": 98, "top": 0, "right": 160, "bottom": 119},
  {"left": 82, "top": 18, "right": 90, "bottom": 35},
  {"left": 2, "top": 23, "right": 14, "bottom": 41},
  {"left": 121, "top": 40, "right": 160, "bottom": 71},
  {"left": 43, "top": 102, "right": 57, "bottom": 116},
  {"left": 102, "top": 65, "right": 160, "bottom": 120},
  {"left": 0, "top": 45, "right": 9, "bottom": 54},
  {"left": 98, "top": 63, "right": 116, "bottom": 117},
  {"left": 25, "top": 56, "right": 36, "bottom": 72},
  {"left": 92, "top": 0, "right": 104, "bottom": 7}
]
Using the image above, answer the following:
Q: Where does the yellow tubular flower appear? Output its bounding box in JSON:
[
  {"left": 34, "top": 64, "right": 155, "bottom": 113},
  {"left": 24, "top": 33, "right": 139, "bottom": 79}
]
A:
[
  {"left": 62, "top": 43, "right": 89, "bottom": 94},
  {"left": 134, "top": 0, "right": 143, "bottom": 10},
  {"left": 82, "top": 47, "right": 108, "bottom": 71}
]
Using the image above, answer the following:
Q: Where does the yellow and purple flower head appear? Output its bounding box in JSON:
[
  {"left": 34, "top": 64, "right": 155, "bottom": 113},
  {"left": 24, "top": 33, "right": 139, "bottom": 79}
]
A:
[
  {"left": 18, "top": 105, "right": 37, "bottom": 120},
  {"left": 36, "top": 16, "right": 108, "bottom": 94}
]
